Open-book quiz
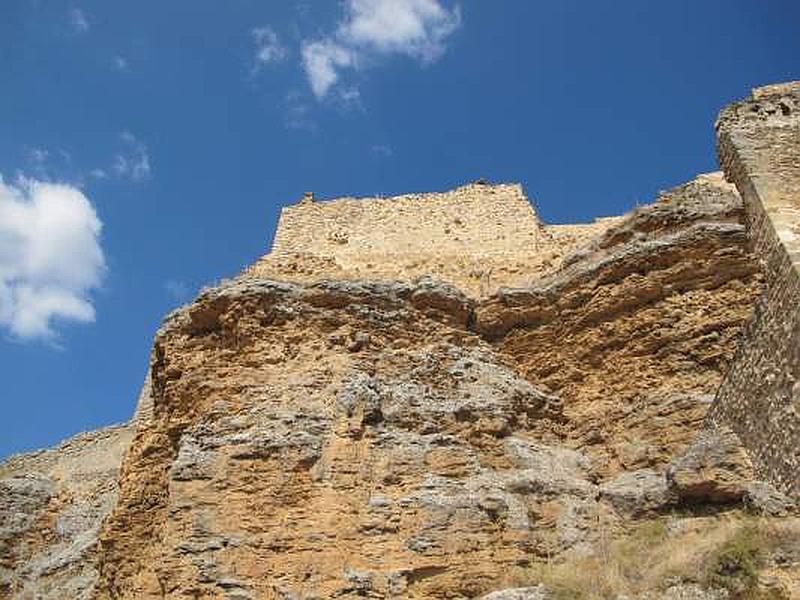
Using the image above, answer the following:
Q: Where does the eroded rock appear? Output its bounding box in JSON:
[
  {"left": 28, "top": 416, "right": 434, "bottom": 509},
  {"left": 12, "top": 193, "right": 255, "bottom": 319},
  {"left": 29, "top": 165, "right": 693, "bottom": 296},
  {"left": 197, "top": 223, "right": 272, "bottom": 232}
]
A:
[{"left": 667, "top": 427, "right": 754, "bottom": 504}]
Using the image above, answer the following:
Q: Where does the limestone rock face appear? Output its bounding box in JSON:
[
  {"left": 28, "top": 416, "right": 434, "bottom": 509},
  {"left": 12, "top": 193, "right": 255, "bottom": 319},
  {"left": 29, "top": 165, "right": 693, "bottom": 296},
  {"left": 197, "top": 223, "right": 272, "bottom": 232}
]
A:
[
  {"left": 95, "top": 279, "right": 595, "bottom": 599},
  {"left": 478, "top": 173, "right": 762, "bottom": 476},
  {"left": 667, "top": 427, "right": 797, "bottom": 515},
  {"left": 0, "top": 425, "right": 134, "bottom": 599},
  {"left": 1, "top": 163, "right": 797, "bottom": 598}
]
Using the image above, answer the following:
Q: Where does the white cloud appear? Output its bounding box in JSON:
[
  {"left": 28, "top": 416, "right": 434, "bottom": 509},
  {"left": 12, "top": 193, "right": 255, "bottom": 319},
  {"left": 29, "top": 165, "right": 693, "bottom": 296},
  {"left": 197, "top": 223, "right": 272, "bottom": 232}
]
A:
[
  {"left": 301, "top": 0, "right": 461, "bottom": 99},
  {"left": 0, "top": 176, "right": 105, "bottom": 340},
  {"left": 252, "top": 26, "right": 288, "bottom": 69},
  {"left": 69, "top": 7, "right": 89, "bottom": 33},
  {"left": 301, "top": 40, "right": 356, "bottom": 98},
  {"left": 113, "top": 131, "right": 151, "bottom": 181},
  {"left": 344, "top": 0, "right": 461, "bottom": 60}
]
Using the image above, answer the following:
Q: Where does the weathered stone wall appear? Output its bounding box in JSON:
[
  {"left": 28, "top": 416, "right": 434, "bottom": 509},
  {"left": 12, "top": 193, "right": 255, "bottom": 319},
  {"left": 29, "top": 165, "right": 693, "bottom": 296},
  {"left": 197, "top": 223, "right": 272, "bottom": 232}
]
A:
[
  {"left": 254, "top": 182, "right": 620, "bottom": 296},
  {"left": 709, "top": 82, "right": 800, "bottom": 496},
  {"left": 271, "top": 182, "right": 543, "bottom": 260}
]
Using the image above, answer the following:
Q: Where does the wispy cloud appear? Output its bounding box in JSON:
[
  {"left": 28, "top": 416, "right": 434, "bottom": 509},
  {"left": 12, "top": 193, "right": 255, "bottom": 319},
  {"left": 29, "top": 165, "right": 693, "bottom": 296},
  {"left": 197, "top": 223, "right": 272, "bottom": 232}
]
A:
[
  {"left": 252, "top": 26, "right": 288, "bottom": 71},
  {"left": 113, "top": 131, "right": 151, "bottom": 182},
  {"left": 285, "top": 91, "right": 316, "bottom": 131},
  {"left": 21, "top": 136, "right": 151, "bottom": 188},
  {"left": 112, "top": 55, "right": 129, "bottom": 72},
  {"left": 69, "top": 7, "right": 90, "bottom": 34},
  {"left": 301, "top": 0, "right": 461, "bottom": 99},
  {"left": 27, "top": 148, "right": 49, "bottom": 165},
  {"left": 26, "top": 148, "right": 50, "bottom": 179},
  {"left": 24, "top": 147, "right": 75, "bottom": 181},
  {"left": 0, "top": 176, "right": 105, "bottom": 341}
]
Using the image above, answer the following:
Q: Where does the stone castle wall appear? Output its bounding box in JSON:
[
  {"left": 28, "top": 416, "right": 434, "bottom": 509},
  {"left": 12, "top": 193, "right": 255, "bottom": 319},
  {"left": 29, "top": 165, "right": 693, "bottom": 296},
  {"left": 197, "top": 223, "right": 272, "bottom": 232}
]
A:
[
  {"left": 709, "top": 82, "right": 800, "bottom": 496},
  {"left": 270, "top": 182, "right": 544, "bottom": 262},
  {"left": 253, "top": 182, "right": 620, "bottom": 296}
]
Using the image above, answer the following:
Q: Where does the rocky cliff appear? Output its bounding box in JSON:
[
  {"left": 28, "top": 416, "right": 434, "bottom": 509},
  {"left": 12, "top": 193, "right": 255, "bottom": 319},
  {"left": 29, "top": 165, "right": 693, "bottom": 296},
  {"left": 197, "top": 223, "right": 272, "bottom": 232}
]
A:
[{"left": 2, "top": 85, "right": 799, "bottom": 600}]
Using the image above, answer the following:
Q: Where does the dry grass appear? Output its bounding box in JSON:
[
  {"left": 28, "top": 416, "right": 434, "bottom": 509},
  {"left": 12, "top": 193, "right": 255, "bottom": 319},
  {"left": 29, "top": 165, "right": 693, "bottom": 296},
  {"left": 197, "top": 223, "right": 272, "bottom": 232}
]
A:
[{"left": 515, "top": 512, "right": 799, "bottom": 599}]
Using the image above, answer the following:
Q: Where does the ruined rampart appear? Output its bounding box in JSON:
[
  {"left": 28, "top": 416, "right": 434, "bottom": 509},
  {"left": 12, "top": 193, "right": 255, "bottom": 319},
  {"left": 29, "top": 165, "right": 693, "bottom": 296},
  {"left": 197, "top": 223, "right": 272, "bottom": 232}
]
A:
[
  {"left": 709, "top": 82, "right": 800, "bottom": 495},
  {"left": 253, "top": 182, "right": 619, "bottom": 295},
  {"left": 271, "top": 182, "right": 543, "bottom": 260}
]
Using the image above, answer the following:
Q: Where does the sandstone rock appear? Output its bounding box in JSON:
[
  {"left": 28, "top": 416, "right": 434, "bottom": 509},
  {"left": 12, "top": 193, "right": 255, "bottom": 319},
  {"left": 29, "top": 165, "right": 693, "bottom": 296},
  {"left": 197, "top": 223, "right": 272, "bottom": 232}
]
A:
[
  {"left": 0, "top": 475, "right": 56, "bottom": 595},
  {"left": 91, "top": 274, "right": 611, "bottom": 598},
  {"left": 0, "top": 475, "right": 55, "bottom": 540},
  {"left": 479, "top": 176, "right": 762, "bottom": 479}
]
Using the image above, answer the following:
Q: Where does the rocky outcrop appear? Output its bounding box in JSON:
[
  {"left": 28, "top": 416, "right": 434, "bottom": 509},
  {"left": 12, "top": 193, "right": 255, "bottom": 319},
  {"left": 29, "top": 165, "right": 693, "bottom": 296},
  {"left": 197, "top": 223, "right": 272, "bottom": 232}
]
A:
[
  {"left": 94, "top": 279, "right": 585, "bottom": 598},
  {"left": 478, "top": 587, "right": 549, "bottom": 600},
  {"left": 80, "top": 172, "right": 776, "bottom": 599},
  {"left": 3, "top": 167, "right": 788, "bottom": 598},
  {"left": 667, "top": 427, "right": 796, "bottom": 516},
  {"left": 478, "top": 173, "right": 763, "bottom": 475},
  {"left": 667, "top": 427, "right": 755, "bottom": 505},
  {"left": 0, "top": 425, "right": 134, "bottom": 599}
]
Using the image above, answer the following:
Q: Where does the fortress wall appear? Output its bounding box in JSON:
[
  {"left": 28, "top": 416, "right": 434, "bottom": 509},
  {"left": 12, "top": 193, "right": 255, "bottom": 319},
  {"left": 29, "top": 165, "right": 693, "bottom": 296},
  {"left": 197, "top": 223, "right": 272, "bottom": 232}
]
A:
[
  {"left": 270, "top": 183, "right": 544, "bottom": 266},
  {"left": 254, "top": 181, "right": 627, "bottom": 296},
  {"left": 709, "top": 82, "right": 800, "bottom": 495}
]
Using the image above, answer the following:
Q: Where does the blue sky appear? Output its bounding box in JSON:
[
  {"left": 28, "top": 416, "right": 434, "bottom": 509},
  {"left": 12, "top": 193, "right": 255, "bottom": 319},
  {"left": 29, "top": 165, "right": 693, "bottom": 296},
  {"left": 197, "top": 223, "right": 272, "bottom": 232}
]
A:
[{"left": 1, "top": 1, "right": 798, "bottom": 459}]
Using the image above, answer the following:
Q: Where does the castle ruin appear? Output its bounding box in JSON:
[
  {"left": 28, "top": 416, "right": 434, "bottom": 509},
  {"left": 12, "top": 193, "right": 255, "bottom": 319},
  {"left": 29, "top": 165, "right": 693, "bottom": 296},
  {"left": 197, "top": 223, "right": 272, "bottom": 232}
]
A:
[{"left": 251, "top": 182, "right": 621, "bottom": 296}]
